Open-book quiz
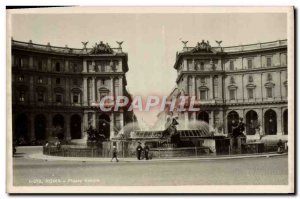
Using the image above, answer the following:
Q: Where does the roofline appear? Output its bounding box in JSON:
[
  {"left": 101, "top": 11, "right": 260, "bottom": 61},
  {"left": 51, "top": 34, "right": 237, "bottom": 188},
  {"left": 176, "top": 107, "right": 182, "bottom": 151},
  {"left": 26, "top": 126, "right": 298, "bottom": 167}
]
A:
[
  {"left": 11, "top": 39, "right": 127, "bottom": 56},
  {"left": 11, "top": 39, "right": 129, "bottom": 72},
  {"left": 173, "top": 39, "right": 287, "bottom": 70}
]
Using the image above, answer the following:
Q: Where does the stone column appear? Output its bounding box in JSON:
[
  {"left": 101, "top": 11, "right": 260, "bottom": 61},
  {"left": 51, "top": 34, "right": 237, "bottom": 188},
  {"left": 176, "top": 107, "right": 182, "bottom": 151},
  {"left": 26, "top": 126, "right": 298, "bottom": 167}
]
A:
[
  {"left": 65, "top": 60, "right": 69, "bottom": 72},
  {"left": 110, "top": 113, "right": 115, "bottom": 139},
  {"left": 119, "top": 76, "right": 123, "bottom": 96},
  {"left": 47, "top": 58, "right": 52, "bottom": 72},
  {"left": 47, "top": 77, "right": 52, "bottom": 105},
  {"left": 224, "top": 111, "right": 228, "bottom": 135},
  {"left": 46, "top": 113, "right": 52, "bottom": 138},
  {"left": 209, "top": 111, "right": 215, "bottom": 131},
  {"left": 65, "top": 79, "right": 70, "bottom": 105},
  {"left": 276, "top": 108, "right": 283, "bottom": 135},
  {"left": 184, "top": 76, "right": 188, "bottom": 95},
  {"left": 218, "top": 110, "right": 224, "bottom": 134},
  {"left": 194, "top": 77, "right": 197, "bottom": 99},
  {"left": 90, "top": 60, "right": 95, "bottom": 72},
  {"left": 92, "top": 77, "right": 96, "bottom": 103},
  {"left": 242, "top": 74, "right": 245, "bottom": 102},
  {"left": 83, "top": 112, "right": 89, "bottom": 138},
  {"left": 184, "top": 111, "right": 189, "bottom": 129},
  {"left": 261, "top": 108, "right": 265, "bottom": 135},
  {"left": 119, "top": 112, "right": 124, "bottom": 135},
  {"left": 210, "top": 75, "right": 214, "bottom": 100},
  {"left": 83, "top": 77, "right": 88, "bottom": 106},
  {"left": 255, "top": 109, "right": 263, "bottom": 135},
  {"left": 64, "top": 114, "right": 71, "bottom": 141},
  {"left": 192, "top": 112, "right": 196, "bottom": 121},
  {"left": 183, "top": 59, "right": 187, "bottom": 71},
  {"left": 29, "top": 113, "right": 35, "bottom": 142},
  {"left": 110, "top": 78, "right": 114, "bottom": 96},
  {"left": 192, "top": 76, "right": 196, "bottom": 97},
  {"left": 92, "top": 112, "right": 96, "bottom": 129},
  {"left": 83, "top": 60, "right": 87, "bottom": 72},
  {"left": 29, "top": 56, "right": 34, "bottom": 69},
  {"left": 29, "top": 76, "right": 34, "bottom": 105}
]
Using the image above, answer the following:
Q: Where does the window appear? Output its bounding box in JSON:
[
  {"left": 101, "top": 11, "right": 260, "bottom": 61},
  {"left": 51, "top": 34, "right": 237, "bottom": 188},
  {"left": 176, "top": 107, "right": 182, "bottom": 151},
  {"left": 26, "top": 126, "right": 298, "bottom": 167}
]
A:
[
  {"left": 38, "top": 60, "right": 43, "bottom": 70},
  {"left": 73, "top": 79, "right": 78, "bottom": 86},
  {"left": 200, "top": 77, "right": 205, "bottom": 83},
  {"left": 38, "top": 77, "right": 43, "bottom": 84},
  {"left": 267, "top": 57, "right": 272, "bottom": 67},
  {"left": 230, "top": 77, "right": 235, "bottom": 84},
  {"left": 187, "top": 60, "right": 193, "bottom": 70},
  {"left": 248, "top": 59, "right": 253, "bottom": 69},
  {"left": 248, "top": 75, "right": 253, "bottom": 82},
  {"left": 100, "top": 64, "right": 105, "bottom": 72},
  {"left": 200, "top": 62, "right": 204, "bottom": 71},
  {"left": 267, "top": 73, "right": 272, "bottom": 81},
  {"left": 281, "top": 53, "right": 287, "bottom": 66},
  {"left": 248, "top": 88, "right": 254, "bottom": 99},
  {"left": 194, "top": 62, "right": 198, "bottom": 71},
  {"left": 230, "top": 60, "right": 234, "bottom": 70},
  {"left": 188, "top": 77, "right": 193, "bottom": 95},
  {"left": 19, "top": 91, "right": 25, "bottom": 102},
  {"left": 37, "top": 92, "right": 44, "bottom": 102},
  {"left": 214, "top": 77, "right": 218, "bottom": 85},
  {"left": 56, "top": 78, "right": 61, "bottom": 84},
  {"left": 200, "top": 90, "right": 207, "bottom": 100},
  {"left": 73, "top": 64, "right": 78, "bottom": 72},
  {"left": 214, "top": 77, "right": 218, "bottom": 98},
  {"left": 266, "top": 87, "right": 273, "bottom": 98},
  {"left": 55, "top": 62, "right": 60, "bottom": 72},
  {"left": 55, "top": 94, "right": 62, "bottom": 103},
  {"left": 18, "top": 57, "right": 24, "bottom": 68},
  {"left": 18, "top": 75, "right": 24, "bottom": 81},
  {"left": 73, "top": 94, "right": 79, "bottom": 103},
  {"left": 112, "top": 60, "right": 119, "bottom": 71},
  {"left": 229, "top": 89, "right": 236, "bottom": 100}
]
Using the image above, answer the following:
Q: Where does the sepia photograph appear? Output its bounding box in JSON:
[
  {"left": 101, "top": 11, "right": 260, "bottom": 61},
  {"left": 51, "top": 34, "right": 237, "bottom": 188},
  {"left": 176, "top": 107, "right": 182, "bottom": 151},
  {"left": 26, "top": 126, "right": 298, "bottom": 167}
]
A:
[{"left": 6, "top": 6, "right": 294, "bottom": 194}]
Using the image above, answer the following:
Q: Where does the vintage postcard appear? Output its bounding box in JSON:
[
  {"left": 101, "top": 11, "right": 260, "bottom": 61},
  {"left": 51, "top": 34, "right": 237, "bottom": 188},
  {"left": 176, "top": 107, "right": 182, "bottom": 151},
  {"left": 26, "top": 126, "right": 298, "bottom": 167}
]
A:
[{"left": 6, "top": 6, "right": 294, "bottom": 193}]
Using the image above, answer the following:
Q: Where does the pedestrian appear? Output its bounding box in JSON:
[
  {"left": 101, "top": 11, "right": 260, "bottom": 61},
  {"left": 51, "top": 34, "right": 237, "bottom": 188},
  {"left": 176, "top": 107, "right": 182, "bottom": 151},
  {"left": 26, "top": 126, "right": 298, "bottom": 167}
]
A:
[
  {"left": 144, "top": 144, "right": 150, "bottom": 160},
  {"left": 111, "top": 145, "right": 119, "bottom": 162},
  {"left": 277, "top": 139, "right": 284, "bottom": 153},
  {"left": 237, "top": 117, "right": 245, "bottom": 136},
  {"left": 136, "top": 142, "right": 143, "bottom": 160}
]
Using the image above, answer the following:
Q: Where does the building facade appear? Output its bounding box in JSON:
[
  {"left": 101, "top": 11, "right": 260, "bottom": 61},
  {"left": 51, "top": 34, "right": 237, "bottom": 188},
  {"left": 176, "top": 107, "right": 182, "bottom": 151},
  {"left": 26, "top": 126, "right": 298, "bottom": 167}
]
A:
[
  {"left": 172, "top": 40, "right": 288, "bottom": 141},
  {"left": 12, "top": 40, "right": 135, "bottom": 144}
]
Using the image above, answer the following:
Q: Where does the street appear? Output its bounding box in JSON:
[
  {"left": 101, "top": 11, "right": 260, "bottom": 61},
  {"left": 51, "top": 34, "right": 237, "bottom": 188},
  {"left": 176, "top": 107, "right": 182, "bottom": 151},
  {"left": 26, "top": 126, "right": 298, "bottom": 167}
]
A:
[{"left": 13, "top": 147, "right": 288, "bottom": 186}]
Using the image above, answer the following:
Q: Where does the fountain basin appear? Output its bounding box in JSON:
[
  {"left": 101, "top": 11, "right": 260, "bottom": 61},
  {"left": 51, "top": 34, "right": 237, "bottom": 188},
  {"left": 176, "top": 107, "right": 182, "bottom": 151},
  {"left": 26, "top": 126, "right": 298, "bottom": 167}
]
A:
[{"left": 43, "top": 129, "right": 232, "bottom": 158}]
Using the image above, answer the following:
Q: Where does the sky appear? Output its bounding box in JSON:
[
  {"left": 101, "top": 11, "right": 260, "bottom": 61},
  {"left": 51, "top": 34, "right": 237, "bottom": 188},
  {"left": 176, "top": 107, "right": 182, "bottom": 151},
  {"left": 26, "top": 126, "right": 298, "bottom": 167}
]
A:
[{"left": 11, "top": 12, "right": 287, "bottom": 126}]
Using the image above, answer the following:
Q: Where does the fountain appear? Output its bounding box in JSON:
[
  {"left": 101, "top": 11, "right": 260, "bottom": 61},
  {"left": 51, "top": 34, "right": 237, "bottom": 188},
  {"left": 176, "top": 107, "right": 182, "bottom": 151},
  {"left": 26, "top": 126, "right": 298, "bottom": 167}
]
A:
[
  {"left": 108, "top": 116, "right": 231, "bottom": 158},
  {"left": 43, "top": 115, "right": 231, "bottom": 158}
]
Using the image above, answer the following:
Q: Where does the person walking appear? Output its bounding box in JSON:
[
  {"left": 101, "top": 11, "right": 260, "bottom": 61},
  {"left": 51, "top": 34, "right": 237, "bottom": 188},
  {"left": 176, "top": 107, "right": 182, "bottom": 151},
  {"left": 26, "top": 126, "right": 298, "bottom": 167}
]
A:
[
  {"left": 111, "top": 145, "right": 119, "bottom": 162},
  {"left": 277, "top": 139, "right": 284, "bottom": 153},
  {"left": 136, "top": 142, "right": 143, "bottom": 160},
  {"left": 144, "top": 144, "right": 150, "bottom": 160}
]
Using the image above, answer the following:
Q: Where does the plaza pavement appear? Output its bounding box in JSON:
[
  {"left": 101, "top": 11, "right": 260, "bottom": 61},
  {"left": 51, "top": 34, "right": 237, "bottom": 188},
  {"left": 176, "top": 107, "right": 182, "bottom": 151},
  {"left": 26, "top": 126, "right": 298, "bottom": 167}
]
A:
[
  {"left": 28, "top": 150, "right": 287, "bottom": 162},
  {"left": 12, "top": 146, "right": 289, "bottom": 186}
]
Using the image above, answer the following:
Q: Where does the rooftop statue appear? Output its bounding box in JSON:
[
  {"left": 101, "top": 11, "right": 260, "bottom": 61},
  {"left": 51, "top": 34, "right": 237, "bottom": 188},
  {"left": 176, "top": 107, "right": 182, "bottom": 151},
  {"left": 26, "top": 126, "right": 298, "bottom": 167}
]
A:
[
  {"left": 90, "top": 41, "right": 113, "bottom": 54},
  {"left": 181, "top": 40, "right": 188, "bottom": 47},
  {"left": 81, "top": 41, "right": 89, "bottom": 51},
  {"left": 116, "top": 41, "right": 124, "bottom": 48},
  {"left": 191, "top": 40, "right": 213, "bottom": 53}
]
